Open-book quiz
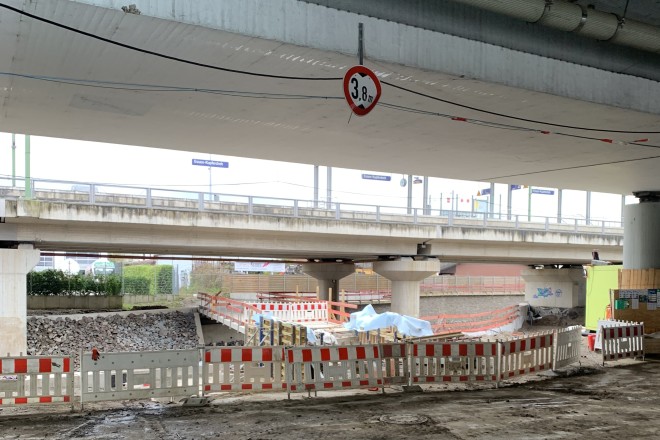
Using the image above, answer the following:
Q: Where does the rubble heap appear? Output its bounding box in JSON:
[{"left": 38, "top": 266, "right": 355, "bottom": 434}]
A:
[{"left": 27, "top": 311, "right": 199, "bottom": 370}]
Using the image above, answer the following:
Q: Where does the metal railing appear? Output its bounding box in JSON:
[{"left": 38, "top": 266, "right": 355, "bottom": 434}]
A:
[{"left": 0, "top": 177, "right": 623, "bottom": 235}]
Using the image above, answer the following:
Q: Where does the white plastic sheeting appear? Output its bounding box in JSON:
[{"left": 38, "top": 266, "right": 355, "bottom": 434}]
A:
[{"left": 343, "top": 305, "right": 433, "bottom": 337}]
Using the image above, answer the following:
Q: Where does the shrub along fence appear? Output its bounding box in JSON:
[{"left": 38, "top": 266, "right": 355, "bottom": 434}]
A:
[{"left": 26, "top": 264, "right": 176, "bottom": 297}]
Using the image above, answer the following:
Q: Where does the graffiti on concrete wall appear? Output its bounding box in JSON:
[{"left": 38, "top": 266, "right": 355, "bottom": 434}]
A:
[{"left": 534, "top": 287, "right": 562, "bottom": 299}]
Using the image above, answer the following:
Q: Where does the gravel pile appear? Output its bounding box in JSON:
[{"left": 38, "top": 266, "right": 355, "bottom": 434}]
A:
[{"left": 27, "top": 311, "right": 199, "bottom": 370}]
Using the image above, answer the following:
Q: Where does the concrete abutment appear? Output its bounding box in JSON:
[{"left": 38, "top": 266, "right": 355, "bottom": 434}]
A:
[{"left": 0, "top": 245, "right": 40, "bottom": 355}]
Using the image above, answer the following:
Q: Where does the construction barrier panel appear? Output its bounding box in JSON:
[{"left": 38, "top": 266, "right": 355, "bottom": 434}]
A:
[
  {"left": 553, "top": 326, "right": 582, "bottom": 370},
  {"left": 249, "top": 302, "right": 329, "bottom": 323},
  {"left": 410, "top": 342, "right": 499, "bottom": 384},
  {"left": 499, "top": 333, "right": 554, "bottom": 379},
  {"left": 286, "top": 345, "right": 383, "bottom": 397},
  {"left": 380, "top": 343, "right": 411, "bottom": 386},
  {"left": 0, "top": 356, "right": 73, "bottom": 406},
  {"left": 81, "top": 349, "right": 200, "bottom": 404},
  {"left": 421, "top": 304, "right": 521, "bottom": 334},
  {"left": 601, "top": 321, "right": 644, "bottom": 364},
  {"left": 203, "top": 346, "right": 287, "bottom": 393}
]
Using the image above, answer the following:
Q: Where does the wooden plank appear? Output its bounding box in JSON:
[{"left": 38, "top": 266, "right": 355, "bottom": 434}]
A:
[
  {"left": 620, "top": 269, "right": 631, "bottom": 289},
  {"left": 642, "top": 269, "right": 650, "bottom": 289}
]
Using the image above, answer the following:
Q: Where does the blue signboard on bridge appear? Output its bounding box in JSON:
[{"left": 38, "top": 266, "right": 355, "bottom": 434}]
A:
[
  {"left": 532, "top": 188, "right": 555, "bottom": 195},
  {"left": 192, "top": 159, "right": 229, "bottom": 168},
  {"left": 362, "top": 173, "right": 391, "bottom": 181},
  {"left": 480, "top": 188, "right": 491, "bottom": 196}
]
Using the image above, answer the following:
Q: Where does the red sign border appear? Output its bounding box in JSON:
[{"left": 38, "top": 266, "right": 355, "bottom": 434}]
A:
[{"left": 343, "top": 65, "right": 382, "bottom": 116}]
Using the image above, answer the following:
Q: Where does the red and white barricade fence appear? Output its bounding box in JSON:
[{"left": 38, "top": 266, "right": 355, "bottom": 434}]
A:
[
  {"left": 499, "top": 332, "right": 554, "bottom": 379},
  {"left": 203, "top": 346, "right": 287, "bottom": 393},
  {"left": 553, "top": 326, "right": 582, "bottom": 370},
  {"left": 600, "top": 321, "right": 644, "bottom": 365},
  {"left": 410, "top": 341, "right": 499, "bottom": 384},
  {"left": 248, "top": 301, "right": 329, "bottom": 323},
  {"left": 285, "top": 345, "right": 383, "bottom": 397},
  {"left": 0, "top": 356, "right": 73, "bottom": 407}
]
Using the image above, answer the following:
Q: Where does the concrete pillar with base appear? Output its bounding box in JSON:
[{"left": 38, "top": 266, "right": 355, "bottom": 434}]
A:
[
  {"left": 521, "top": 267, "right": 586, "bottom": 308},
  {"left": 302, "top": 262, "right": 355, "bottom": 302},
  {"left": 0, "top": 244, "right": 40, "bottom": 355},
  {"left": 373, "top": 258, "right": 440, "bottom": 317},
  {"left": 624, "top": 191, "right": 660, "bottom": 269}
]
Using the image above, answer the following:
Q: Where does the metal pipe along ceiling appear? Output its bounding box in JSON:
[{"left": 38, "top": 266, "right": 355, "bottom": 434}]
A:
[{"left": 453, "top": 0, "right": 660, "bottom": 53}]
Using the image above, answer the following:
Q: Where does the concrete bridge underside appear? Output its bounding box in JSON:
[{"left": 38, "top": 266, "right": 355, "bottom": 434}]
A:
[
  {"left": 1, "top": 199, "right": 622, "bottom": 264},
  {"left": 0, "top": 0, "right": 659, "bottom": 195}
]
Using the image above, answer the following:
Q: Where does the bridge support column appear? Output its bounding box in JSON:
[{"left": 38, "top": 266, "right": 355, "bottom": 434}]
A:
[
  {"left": 624, "top": 192, "right": 660, "bottom": 269},
  {"left": 0, "top": 245, "right": 40, "bottom": 355},
  {"left": 521, "top": 268, "right": 586, "bottom": 308},
  {"left": 373, "top": 258, "right": 440, "bottom": 317},
  {"left": 302, "top": 263, "right": 355, "bottom": 302}
]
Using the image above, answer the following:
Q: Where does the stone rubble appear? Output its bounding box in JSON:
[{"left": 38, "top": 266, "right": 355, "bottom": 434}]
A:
[{"left": 27, "top": 311, "right": 199, "bottom": 370}]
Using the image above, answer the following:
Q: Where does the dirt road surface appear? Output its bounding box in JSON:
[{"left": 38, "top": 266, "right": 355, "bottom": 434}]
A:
[{"left": 1, "top": 359, "right": 659, "bottom": 440}]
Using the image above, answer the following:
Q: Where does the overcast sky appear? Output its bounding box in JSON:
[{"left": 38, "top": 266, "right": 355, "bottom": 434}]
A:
[{"left": 0, "top": 132, "right": 633, "bottom": 222}]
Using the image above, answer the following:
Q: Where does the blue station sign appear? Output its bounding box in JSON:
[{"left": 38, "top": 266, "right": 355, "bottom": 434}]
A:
[
  {"left": 192, "top": 159, "right": 229, "bottom": 168},
  {"left": 362, "top": 173, "right": 391, "bottom": 181},
  {"left": 532, "top": 188, "right": 555, "bottom": 195}
]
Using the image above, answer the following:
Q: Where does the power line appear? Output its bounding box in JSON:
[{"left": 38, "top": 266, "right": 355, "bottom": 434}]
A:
[
  {"left": 485, "top": 154, "right": 660, "bottom": 180},
  {"left": 0, "top": 2, "right": 341, "bottom": 82},
  {"left": 0, "top": 72, "right": 343, "bottom": 100},
  {"left": 381, "top": 80, "right": 660, "bottom": 134}
]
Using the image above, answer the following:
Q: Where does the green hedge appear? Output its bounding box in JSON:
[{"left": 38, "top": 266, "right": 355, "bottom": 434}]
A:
[
  {"left": 122, "top": 276, "right": 151, "bottom": 295},
  {"left": 123, "top": 265, "right": 173, "bottom": 295},
  {"left": 27, "top": 270, "right": 122, "bottom": 296}
]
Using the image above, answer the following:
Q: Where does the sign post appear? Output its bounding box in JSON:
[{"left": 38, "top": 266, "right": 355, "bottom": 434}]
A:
[{"left": 192, "top": 159, "right": 228, "bottom": 200}]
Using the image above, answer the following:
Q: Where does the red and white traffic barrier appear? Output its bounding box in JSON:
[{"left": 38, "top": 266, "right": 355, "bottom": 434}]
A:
[
  {"left": 285, "top": 345, "right": 382, "bottom": 397},
  {"left": 410, "top": 342, "right": 499, "bottom": 384},
  {"left": 601, "top": 321, "right": 644, "bottom": 364},
  {"left": 499, "top": 333, "right": 554, "bottom": 379},
  {"left": 0, "top": 356, "right": 73, "bottom": 406},
  {"left": 203, "top": 346, "right": 287, "bottom": 393},
  {"left": 249, "top": 301, "right": 329, "bottom": 323}
]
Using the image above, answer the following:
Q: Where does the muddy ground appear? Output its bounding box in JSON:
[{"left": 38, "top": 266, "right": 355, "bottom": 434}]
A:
[{"left": 1, "top": 357, "right": 658, "bottom": 439}]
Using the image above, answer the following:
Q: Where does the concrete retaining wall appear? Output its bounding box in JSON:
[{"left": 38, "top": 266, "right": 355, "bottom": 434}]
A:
[
  {"left": 27, "top": 295, "right": 122, "bottom": 310},
  {"left": 372, "top": 294, "right": 524, "bottom": 316}
]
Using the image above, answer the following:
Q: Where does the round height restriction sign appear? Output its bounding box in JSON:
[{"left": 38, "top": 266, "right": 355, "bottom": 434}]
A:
[{"left": 343, "top": 65, "right": 381, "bottom": 116}]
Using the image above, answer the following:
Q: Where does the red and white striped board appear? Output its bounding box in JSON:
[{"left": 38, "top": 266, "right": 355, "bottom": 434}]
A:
[
  {"left": 203, "top": 346, "right": 287, "bottom": 393},
  {"left": 601, "top": 322, "right": 644, "bottom": 363},
  {"left": 286, "top": 345, "right": 383, "bottom": 397},
  {"left": 0, "top": 356, "right": 73, "bottom": 407},
  {"left": 410, "top": 342, "right": 499, "bottom": 384},
  {"left": 499, "top": 333, "right": 554, "bottom": 379}
]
